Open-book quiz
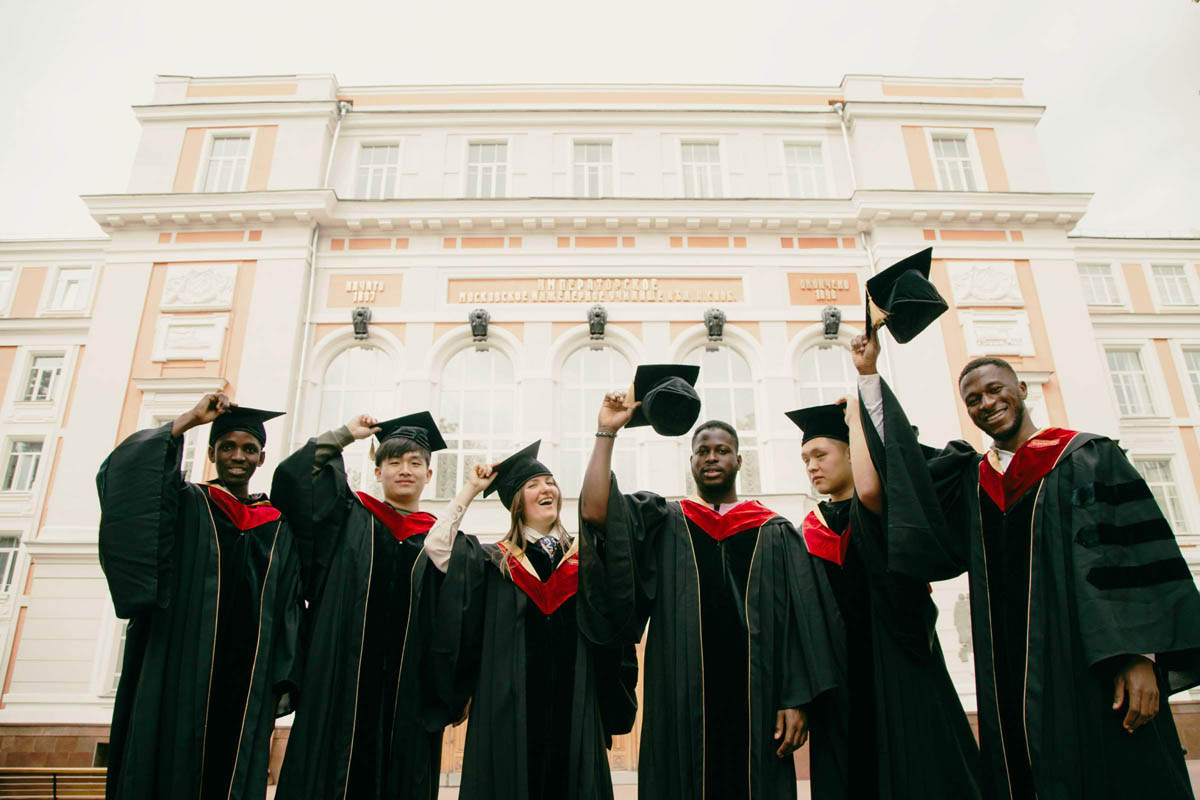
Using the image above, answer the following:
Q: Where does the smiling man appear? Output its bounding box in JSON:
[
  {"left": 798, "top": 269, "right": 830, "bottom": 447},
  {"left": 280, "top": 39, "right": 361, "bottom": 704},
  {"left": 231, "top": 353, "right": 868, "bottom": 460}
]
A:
[
  {"left": 577, "top": 370, "right": 841, "bottom": 800},
  {"left": 854, "top": 337, "right": 1200, "bottom": 800},
  {"left": 96, "top": 393, "right": 304, "bottom": 800},
  {"left": 272, "top": 411, "right": 449, "bottom": 800}
]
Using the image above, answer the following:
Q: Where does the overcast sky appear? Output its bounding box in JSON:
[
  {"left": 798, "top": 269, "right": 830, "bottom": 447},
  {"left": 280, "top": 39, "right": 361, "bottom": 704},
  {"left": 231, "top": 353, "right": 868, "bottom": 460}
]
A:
[{"left": 1, "top": 0, "right": 1196, "bottom": 240}]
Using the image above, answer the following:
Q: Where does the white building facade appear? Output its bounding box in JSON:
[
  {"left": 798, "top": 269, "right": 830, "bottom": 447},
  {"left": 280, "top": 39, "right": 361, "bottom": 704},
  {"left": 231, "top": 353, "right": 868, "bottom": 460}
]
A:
[{"left": 0, "top": 73, "right": 1196, "bottom": 772}]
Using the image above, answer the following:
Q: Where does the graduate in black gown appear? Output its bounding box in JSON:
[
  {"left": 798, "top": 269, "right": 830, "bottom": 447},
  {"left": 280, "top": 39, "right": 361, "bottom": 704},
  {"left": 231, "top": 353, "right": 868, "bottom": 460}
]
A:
[
  {"left": 786, "top": 403, "right": 980, "bottom": 799},
  {"left": 97, "top": 393, "right": 304, "bottom": 800},
  {"left": 577, "top": 365, "right": 842, "bottom": 800},
  {"left": 424, "top": 441, "right": 638, "bottom": 800},
  {"left": 272, "top": 412, "right": 449, "bottom": 800},
  {"left": 854, "top": 333, "right": 1200, "bottom": 799}
]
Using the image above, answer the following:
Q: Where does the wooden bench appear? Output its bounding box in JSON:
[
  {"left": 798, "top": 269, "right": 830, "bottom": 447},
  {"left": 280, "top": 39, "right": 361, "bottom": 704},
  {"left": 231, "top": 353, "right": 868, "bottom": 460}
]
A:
[{"left": 0, "top": 769, "right": 105, "bottom": 799}]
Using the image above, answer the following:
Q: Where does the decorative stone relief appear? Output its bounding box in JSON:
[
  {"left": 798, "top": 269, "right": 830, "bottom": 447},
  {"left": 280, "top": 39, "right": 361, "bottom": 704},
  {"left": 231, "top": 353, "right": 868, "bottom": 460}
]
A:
[
  {"left": 959, "top": 310, "right": 1035, "bottom": 357},
  {"left": 151, "top": 313, "right": 229, "bottom": 362},
  {"left": 947, "top": 261, "right": 1022, "bottom": 306},
  {"left": 160, "top": 263, "right": 237, "bottom": 311}
]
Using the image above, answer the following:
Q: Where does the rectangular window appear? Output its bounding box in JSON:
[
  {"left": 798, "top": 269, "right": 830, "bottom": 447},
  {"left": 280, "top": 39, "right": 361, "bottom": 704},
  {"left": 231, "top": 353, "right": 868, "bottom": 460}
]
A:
[
  {"left": 1134, "top": 459, "right": 1187, "bottom": 533},
  {"left": 355, "top": 144, "right": 400, "bottom": 200},
  {"left": 784, "top": 143, "right": 827, "bottom": 198},
  {"left": 22, "top": 355, "right": 64, "bottom": 402},
  {"left": 573, "top": 142, "right": 613, "bottom": 198},
  {"left": 2, "top": 441, "right": 42, "bottom": 492},
  {"left": 1184, "top": 349, "right": 1200, "bottom": 408},
  {"left": 1078, "top": 264, "right": 1121, "bottom": 306},
  {"left": 932, "top": 135, "right": 978, "bottom": 191},
  {"left": 466, "top": 143, "right": 508, "bottom": 198},
  {"left": 202, "top": 135, "right": 251, "bottom": 192},
  {"left": 1106, "top": 348, "right": 1154, "bottom": 416},
  {"left": 0, "top": 536, "right": 17, "bottom": 592},
  {"left": 681, "top": 142, "right": 722, "bottom": 198},
  {"left": 0, "top": 267, "right": 13, "bottom": 308},
  {"left": 1152, "top": 265, "right": 1195, "bottom": 306},
  {"left": 49, "top": 268, "right": 92, "bottom": 311}
]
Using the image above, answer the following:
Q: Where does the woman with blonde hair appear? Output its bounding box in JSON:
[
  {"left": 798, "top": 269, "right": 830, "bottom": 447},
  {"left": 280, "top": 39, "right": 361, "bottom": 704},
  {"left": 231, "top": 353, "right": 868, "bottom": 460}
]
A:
[{"left": 424, "top": 441, "right": 637, "bottom": 800}]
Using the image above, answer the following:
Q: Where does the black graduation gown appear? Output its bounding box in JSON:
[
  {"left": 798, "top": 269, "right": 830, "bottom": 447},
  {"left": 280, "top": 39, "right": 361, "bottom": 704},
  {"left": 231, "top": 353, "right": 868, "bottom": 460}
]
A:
[
  {"left": 801, "top": 498, "right": 981, "bottom": 799},
  {"left": 430, "top": 533, "right": 638, "bottom": 800},
  {"left": 271, "top": 440, "right": 445, "bottom": 800},
  {"left": 96, "top": 423, "right": 304, "bottom": 800},
  {"left": 577, "top": 478, "right": 843, "bottom": 800},
  {"left": 869, "top": 377, "right": 1200, "bottom": 799}
]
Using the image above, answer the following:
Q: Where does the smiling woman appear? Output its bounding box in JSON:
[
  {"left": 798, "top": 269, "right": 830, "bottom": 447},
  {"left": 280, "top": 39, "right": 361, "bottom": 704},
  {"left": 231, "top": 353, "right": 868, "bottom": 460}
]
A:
[{"left": 422, "top": 442, "right": 638, "bottom": 800}]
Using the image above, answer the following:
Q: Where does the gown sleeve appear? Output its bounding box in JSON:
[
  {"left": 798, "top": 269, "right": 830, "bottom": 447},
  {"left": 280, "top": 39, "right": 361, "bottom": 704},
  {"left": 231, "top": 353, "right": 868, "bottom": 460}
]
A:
[
  {"left": 1063, "top": 437, "right": 1200, "bottom": 694},
  {"left": 270, "top": 428, "right": 356, "bottom": 602},
  {"left": 270, "top": 537, "right": 306, "bottom": 717},
  {"left": 862, "top": 378, "right": 978, "bottom": 582},
  {"left": 576, "top": 474, "right": 669, "bottom": 647},
  {"left": 96, "top": 423, "right": 185, "bottom": 619},
  {"left": 428, "top": 532, "right": 491, "bottom": 724},
  {"left": 780, "top": 520, "right": 845, "bottom": 710}
]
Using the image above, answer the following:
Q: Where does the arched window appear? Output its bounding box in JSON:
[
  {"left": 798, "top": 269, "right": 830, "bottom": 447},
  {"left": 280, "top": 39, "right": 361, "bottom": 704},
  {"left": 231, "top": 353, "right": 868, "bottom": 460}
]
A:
[
  {"left": 683, "top": 346, "right": 761, "bottom": 494},
  {"left": 795, "top": 344, "right": 857, "bottom": 407},
  {"left": 435, "top": 347, "right": 518, "bottom": 499},
  {"left": 319, "top": 346, "right": 400, "bottom": 491},
  {"left": 558, "top": 346, "right": 637, "bottom": 496}
]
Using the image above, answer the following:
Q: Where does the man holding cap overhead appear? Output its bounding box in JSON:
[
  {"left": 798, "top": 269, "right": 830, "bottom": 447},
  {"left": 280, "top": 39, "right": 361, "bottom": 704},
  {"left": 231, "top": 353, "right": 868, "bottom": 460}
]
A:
[
  {"left": 577, "top": 365, "right": 841, "bottom": 800},
  {"left": 272, "top": 412, "right": 449, "bottom": 800},
  {"left": 853, "top": 248, "right": 1200, "bottom": 799},
  {"left": 96, "top": 393, "right": 304, "bottom": 800},
  {"left": 786, "top": 403, "right": 979, "bottom": 799}
]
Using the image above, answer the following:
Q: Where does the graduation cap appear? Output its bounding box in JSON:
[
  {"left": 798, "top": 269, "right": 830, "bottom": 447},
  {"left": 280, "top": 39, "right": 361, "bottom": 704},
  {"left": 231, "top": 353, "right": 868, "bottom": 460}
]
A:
[
  {"left": 785, "top": 404, "right": 850, "bottom": 445},
  {"left": 208, "top": 406, "right": 285, "bottom": 447},
  {"left": 373, "top": 411, "right": 448, "bottom": 453},
  {"left": 865, "top": 247, "right": 947, "bottom": 344},
  {"left": 625, "top": 364, "right": 702, "bottom": 437},
  {"left": 483, "top": 440, "right": 553, "bottom": 510}
]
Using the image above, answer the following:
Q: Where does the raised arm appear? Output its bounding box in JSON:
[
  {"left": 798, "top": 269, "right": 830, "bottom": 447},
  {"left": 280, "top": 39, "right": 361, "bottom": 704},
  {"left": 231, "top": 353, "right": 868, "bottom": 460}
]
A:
[
  {"left": 424, "top": 463, "right": 496, "bottom": 573},
  {"left": 98, "top": 393, "right": 231, "bottom": 618},
  {"left": 579, "top": 391, "right": 639, "bottom": 526},
  {"left": 845, "top": 334, "right": 884, "bottom": 513}
]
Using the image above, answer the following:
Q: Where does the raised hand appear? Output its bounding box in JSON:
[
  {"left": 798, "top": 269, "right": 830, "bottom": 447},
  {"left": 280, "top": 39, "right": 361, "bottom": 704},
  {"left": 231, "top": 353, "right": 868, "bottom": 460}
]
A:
[
  {"left": 597, "top": 391, "right": 639, "bottom": 434},
  {"left": 850, "top": 333, "right": 880, "bottom": 376},
  {"left": 346, "top": 414, "right": 382, "bottom": 441},
  {"left": 466, "top": 462, "right": 498, "bottom": 495},
  {"left": 172, "top": 392, "right": 232, "bottom": 437}
]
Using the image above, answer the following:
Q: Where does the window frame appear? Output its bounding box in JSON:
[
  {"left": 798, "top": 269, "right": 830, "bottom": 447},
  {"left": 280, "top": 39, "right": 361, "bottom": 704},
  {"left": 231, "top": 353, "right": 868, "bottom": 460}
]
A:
[
  {"left": 464, "top": 139, "right": 512, "bottom": 199},
  {"left": 18, "top": 351, "right": 66, "bottom": 406},
  {"left": 679, "top": 138, "right": 727, "bottom": 199},
  {"left": 1102, "top": 342, "right": 1164, "bottom": 419},
  {"left": 194, "top": 129, "right": 256, "bottom": 193},
  {"left": 1148, "top": 263, "right": 1199, "bottom": 309},
  {"left": 40, "top": 265, "right": 96, "bottom": 315},
  {"left": 0, "top": 266, "right": 17, "bottom": 315},
  {"left": 0, "top": 534, "right": 19, "bottom": 593},
  {"left": 1131, "top": 455, "right": 1191, "bottom": 535},
  {"left": 1, "top": 437, "right": 45, "bottom": 494},
  {"left": 555, "top": 343, "right": 639, "bottom": 497},
  {"left": 779, "top": 139, "right": 829, "bottom": 199},
  {"left": 354, "top": 140, "right": 403, "bottom": 200},
  {"left": 570, "top": 139, "right": 616, "bottom": 199},
  {"left": 925, "top": 128, "right": 988, "bottom": 192},
  {"left": 432, "top": 345, "right": 520, "bottom": 500},
  {"left": 1076, "top": 262, "right": 1127, "bottom": 309}
]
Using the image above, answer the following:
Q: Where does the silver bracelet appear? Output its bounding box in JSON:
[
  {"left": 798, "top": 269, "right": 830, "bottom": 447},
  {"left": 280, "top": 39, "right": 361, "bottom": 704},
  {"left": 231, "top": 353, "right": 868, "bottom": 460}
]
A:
[{"left": 595, "top": 430, "right": 618, "bottom": 439}]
